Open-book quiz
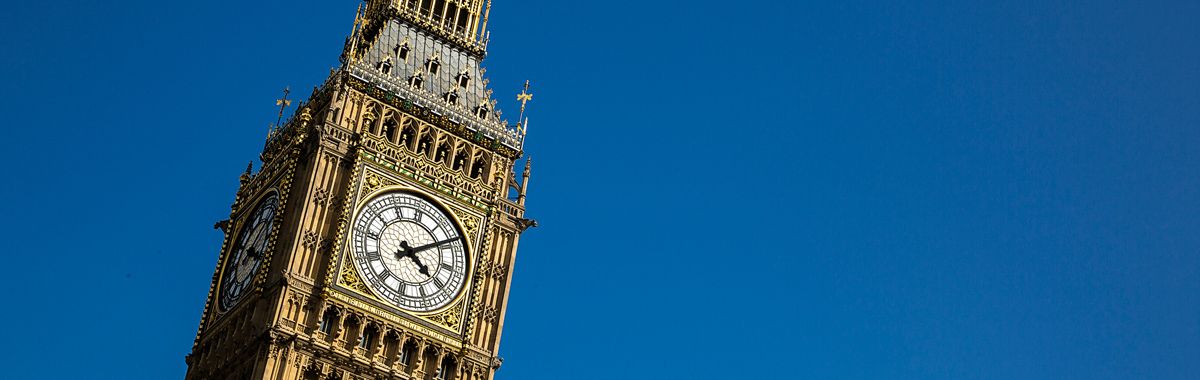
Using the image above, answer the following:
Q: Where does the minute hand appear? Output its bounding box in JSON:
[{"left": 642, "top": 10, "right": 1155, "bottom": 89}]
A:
[{"left": 407, "top": 237, "right": 462, "bottom": 254}]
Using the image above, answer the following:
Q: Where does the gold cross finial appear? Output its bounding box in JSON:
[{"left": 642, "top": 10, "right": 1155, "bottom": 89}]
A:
[
  {"left": 517, "top": 80, "right": 532, "bottom": 111},
  {"left": 276, "top": 86, "right": 292, "bottom": 127},
  {"left": 517, "top": 81, "right": 533, "bottom": 138}
]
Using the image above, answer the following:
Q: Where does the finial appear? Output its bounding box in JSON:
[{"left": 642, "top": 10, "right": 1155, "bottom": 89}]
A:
[
  {"left": 276, "top": 86, "right": 292, "bottom": 128},
  {"left": 300, "top": 106, "right": 313, "bottom": 123},
  {"left": 240, "top": 162, "right": 253, "bottom": 184},
  {"left": 517, "top": 81, "right": 533, "bottom": 137},
  {"left": 347, "top": 3, "right": 367, "bottom": 63},
  {"left": 479, "top": 0, "right": 492, "bottom": 43},
  {"left": 518, "top": 157, "right": 531, "bottom": 205}
]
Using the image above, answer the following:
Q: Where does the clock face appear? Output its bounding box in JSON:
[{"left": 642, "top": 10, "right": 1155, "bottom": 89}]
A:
[
  {"left": 351, "top": 190, "right": 469, "bottom": 313},
  {"left": 219, "top": 193, "right": 279, "bottom": 312}
]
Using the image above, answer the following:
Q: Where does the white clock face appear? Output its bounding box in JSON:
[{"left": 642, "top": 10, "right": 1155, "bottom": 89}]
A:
[
  {"left": 351, "top": 191, "right": 469, "bottom": 313},
  {"left": 219, "top": 193, "right": 279, "bottom": 312}
]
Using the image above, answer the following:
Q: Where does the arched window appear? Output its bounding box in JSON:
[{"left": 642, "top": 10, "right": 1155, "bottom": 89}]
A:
[
  {"left": 358, "top": 327, "right": 373, "bottom": 348},
  {"left": 452, "top": 149, "right": 468, "bottom": 172},
  {"left": 383, "top": 119, "right": 399, "bottom": 141},
  {"left": 396, "top": 41, "right": 411, "bottom": 62},
  {"left": 378, "top": 57, "right": 393, "bottom": 75},
  {"left": 470, "top": 152, "right": 489, "bottom": 179},
  {"left": 426, "top": 57, "right": 441, "bottom": 77},
  {"left": 444, "top": 89, "right": 459, "bottom": 105},
  {"left": 409, "top": 72, "right": 424, "bottom": 89},
  {"left": 431, "top": 0, "right": 447, "bottom": 23},
  {"left": 317, "top": 312, "right": 334, "bottom": 334},
  {"left": 437, "top": 357, "right": 455, "bottom": 380},
  {"left": 434, "top": 141, "right": 452, "bottom": 164},
  {"left": 457, "top": 70, "right": 471, "bottom": 89},
  {"left": 400, "top": 124, "right": 417, "bottom": 149},
  {"left": 475, "top": 103, "right": 490, "bottom": 120},
  {"left": 398, "top": 342, "right": 414, "bottom": 366},
  {"left": 417, "top": 134, "right": 433, "bottom": 155}
]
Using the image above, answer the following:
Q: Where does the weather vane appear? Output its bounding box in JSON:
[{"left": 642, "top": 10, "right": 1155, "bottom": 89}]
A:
[{"left": 517, "top": 80, "right": 532, "bottom": 136}]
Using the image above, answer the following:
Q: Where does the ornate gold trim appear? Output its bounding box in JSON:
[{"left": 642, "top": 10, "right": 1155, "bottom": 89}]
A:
[
  {"left": 345, "top": 180, "right": 476, "bottom": 315},
  {"left": 320, "top": 147, "right": 366, "bottom": 299},
  {"left": 424, "top": 298, "right": 465, "bottom": 330},
  {"left": 463, "top": 209, "right": 496, "bottom": 343},
  {"left": 338, "top": 256, "right": 377, "bottom": 298},
  {"left": 360, "top": 149, "right": 492, "bottom": 212},
  {"left": 346, "top": 75, "right": 522, "bottom": 159},
  {"left": 327, "top": 289, "right": 461, "bottom": 344},
  {"left": 197, "top": 148, "right": 299, "bottom": 338}
]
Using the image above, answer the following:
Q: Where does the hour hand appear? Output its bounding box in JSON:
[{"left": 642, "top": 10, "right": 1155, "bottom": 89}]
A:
[
  {"left": 414, "top": 260, "right": 430, "bottom": 276},
  {"left": 395, "top": 241, "right": 431, "bottom": 276},
  {"left": 401, "top": 251, "right": 431, "bottom": 276}
]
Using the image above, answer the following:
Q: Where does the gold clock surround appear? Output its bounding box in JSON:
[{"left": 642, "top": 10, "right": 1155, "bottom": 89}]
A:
[
  {"left": 186, "top": 2, "right": 536, "bottom": 379},
  {"left": 333, "top": 163, "right": 486, "bottom": 331}
]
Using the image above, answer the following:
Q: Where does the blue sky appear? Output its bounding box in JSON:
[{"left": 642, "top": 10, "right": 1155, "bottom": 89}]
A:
[{"left": 1, "top": 0, "right": 1197, "bottom": 379}]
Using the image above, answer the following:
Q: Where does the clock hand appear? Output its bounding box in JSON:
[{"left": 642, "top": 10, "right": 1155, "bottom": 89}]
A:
[
  {"left": 405, "top": 237, "right": 463, "bottom": 255},
  {"left": 413, "top": 258, "right": 431, "bottom": 277},
  {"left": 395, "top": 241, "right": 432, "bottom": 277}
]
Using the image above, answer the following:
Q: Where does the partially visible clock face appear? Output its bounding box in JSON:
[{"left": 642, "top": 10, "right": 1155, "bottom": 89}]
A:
[
  {"left": 219, "top": 193, "right": 279, "bottom": 312},
  {"left": 351, "top": 190, "right": 469, "bottom": 313}
]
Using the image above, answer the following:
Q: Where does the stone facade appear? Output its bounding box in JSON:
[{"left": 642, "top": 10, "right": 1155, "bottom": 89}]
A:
[{"left": 186, "top": 2, "right": 535, "bottom": 379}]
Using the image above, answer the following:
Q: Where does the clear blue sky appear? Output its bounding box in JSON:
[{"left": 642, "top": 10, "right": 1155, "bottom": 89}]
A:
[{"left": 1, "top": 1, "right": 1197, "bottom": 379}]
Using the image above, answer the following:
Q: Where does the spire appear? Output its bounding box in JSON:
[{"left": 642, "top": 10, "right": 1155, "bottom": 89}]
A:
[
  {"left": 239, "top": 162, "right": 253, "bottom": 185},
  {"left": 518, "top": 157, "right": 531, "bottom": 205}
]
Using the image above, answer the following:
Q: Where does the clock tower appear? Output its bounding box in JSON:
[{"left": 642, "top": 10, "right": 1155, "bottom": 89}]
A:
[{"left": 185, "top": 1, "right": 537, "bottom": 379}]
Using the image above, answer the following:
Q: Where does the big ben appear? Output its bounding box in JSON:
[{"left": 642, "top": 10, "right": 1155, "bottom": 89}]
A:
[{"left": 185, "top": 1, "right": 536, "bottom": 379}]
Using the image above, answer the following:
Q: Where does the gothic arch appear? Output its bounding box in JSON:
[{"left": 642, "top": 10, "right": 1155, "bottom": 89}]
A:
[
  {"left": 470, "top": 150, "right": 491, "bottom": 180},
  {"left": 400, "top": 118, "right": 420, "bottom": 151},
  {"left": 434, "top": 137, "right": 453, "bottom": 166},
  {"left": 452, "top": 143, "right": 472, "bottom": 172}
]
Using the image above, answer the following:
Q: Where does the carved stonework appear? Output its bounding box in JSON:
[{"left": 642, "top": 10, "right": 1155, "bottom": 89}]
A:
[
  {"left": 339, "top": 261, "right": 375, "bottom": 298},
  {"left": 425, "top": 299, "right": 465, "bottom": 330},
  {"left": 302, "top": 230, "right": 320, "bottom": 249},
  {"left": 464, "top": 221, "right": 495, "bottom": 339},
  {"left": 314, "top": 187, "right": 330, "bottom": 206},
  {"left": 482, "top": 306, "right": 498, "bottom": 323},
  {"left": 361, "top": 171, "right": 400, "bottom": 197},
  {"left": 488, "top": 261, "right": 505, "bottom": 280},
  {"left": 361, "top": 134, "right": 497, "bottom": 198},
  {"left": 188, "top": 3, "right": 533, "bottom": 380},
  {"left": 447, "top": 205, "right": 482, "bottom": 244}
]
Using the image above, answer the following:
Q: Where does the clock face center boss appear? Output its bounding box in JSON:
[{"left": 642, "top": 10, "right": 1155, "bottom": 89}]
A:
[{"left": 351, "top": 190, "right": 469, "bottom": 313}]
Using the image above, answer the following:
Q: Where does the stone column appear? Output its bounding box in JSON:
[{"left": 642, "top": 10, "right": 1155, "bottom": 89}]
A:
[{"left": 413, "top": 339, "right": 430, "bottom": 379}]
